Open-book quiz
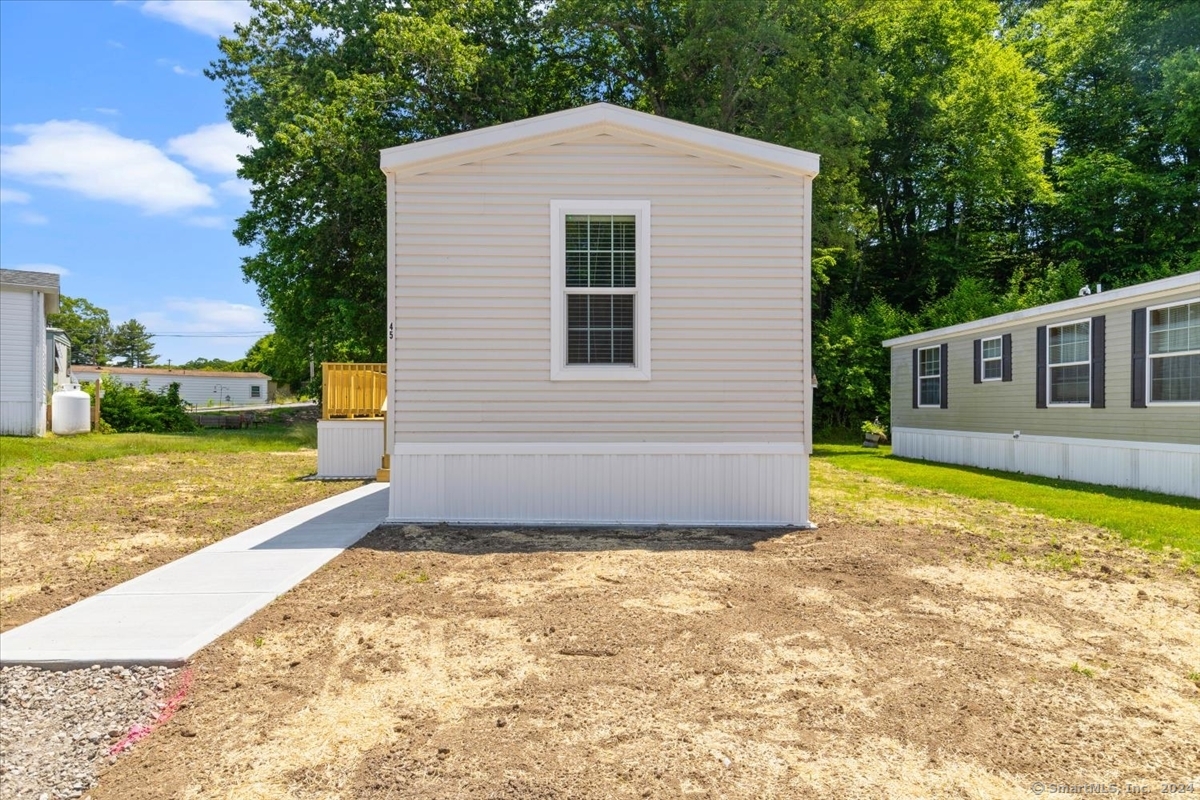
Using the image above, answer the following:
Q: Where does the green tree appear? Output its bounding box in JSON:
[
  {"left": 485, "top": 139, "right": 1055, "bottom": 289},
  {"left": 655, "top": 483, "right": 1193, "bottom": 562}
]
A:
[
  {"left": 48, "top": 296, "right": 112, "bottom": 366},
  {"left": 209, "top": 0, "right": 584, "bottom": 372},
  {"left": 177, "top": 357, "right": 244, "bottom": 371},
  {"left": 110, "top": 319, "right": 158, "bottom": 368}
]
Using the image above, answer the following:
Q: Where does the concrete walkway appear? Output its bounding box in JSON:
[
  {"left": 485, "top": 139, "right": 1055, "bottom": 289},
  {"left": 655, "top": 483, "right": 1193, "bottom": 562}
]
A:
[{"left": 0, "top": 483, "right": 388, "bottom": 669}]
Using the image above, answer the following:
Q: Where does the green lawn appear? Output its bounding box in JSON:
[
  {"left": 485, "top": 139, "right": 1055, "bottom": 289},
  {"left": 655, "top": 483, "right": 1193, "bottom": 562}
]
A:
[
  {"left": 814, "top": 443, "right": 1200, "bottom": 562},
  {"left": 0, "top": 421, "right": 318, "bottom": 472}
]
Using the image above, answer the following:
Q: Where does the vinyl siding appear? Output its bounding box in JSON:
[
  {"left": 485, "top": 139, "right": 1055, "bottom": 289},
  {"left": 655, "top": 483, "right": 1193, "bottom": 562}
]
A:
[
  {"left": 72, "top": 370, "right": 269, "bottom": 408},
  {"left": 392, "top": 133, "right": 807, "bottom": 443},
  {"left": 890, "top": 284, "right": 1199, "bottom": 445},
  {"left": 0, "top": 288, "right": 41, "bottom": 436}
]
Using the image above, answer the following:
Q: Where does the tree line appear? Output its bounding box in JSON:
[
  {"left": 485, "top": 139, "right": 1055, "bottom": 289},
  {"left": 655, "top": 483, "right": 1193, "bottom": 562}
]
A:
[
  {"left": 207, "top": 0, "right": 1198, "bottom": 428},
  {"left": 49, "top": 297, "right": 159, "bottom": 368}
]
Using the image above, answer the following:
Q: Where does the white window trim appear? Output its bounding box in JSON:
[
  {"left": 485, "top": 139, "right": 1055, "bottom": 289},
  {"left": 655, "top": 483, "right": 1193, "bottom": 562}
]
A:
[
  {"left": 980, "top": 335, "right": 1003, "bottom": 382},
  {"left": 916, "top": 345, "right": 941, "bottom": 408},
  {"left": 1146, "top": 296, "right": 1200, "bottom": 406},
  {"left": 550, "top": 200, "right": 651, "bottom": 381},
  {"left": 1047, "top": 317, "right": 1091, "bottom": 407}
]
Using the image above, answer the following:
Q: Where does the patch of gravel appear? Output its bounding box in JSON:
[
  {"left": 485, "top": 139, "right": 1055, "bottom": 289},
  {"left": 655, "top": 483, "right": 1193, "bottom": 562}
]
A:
[{"left": 0, "top": 665, "right": 177, "bottom": 800}]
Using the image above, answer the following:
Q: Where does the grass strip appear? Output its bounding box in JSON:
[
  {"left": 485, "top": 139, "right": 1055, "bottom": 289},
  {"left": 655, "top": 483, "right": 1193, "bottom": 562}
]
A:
[
  {"left": 0, "top": 422, "right": 317, "bottom": 471},
  {"left": 814, "top": 443, "right": 1200, "bottom": 561}
]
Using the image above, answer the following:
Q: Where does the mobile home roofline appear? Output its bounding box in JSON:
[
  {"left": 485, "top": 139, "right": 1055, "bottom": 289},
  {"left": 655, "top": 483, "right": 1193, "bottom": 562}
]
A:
[
  {"left": 882, "top": 271, "right": 1200, "bottom": 348},
  {"left": 379, "top": 102, "right": 820, "bottom": 179}
]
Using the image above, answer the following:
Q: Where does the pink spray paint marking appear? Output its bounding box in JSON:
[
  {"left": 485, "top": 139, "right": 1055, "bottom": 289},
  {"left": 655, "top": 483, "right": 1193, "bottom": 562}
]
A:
[{"left": 108, "top": 668, "right": 195, "bottom": 756}]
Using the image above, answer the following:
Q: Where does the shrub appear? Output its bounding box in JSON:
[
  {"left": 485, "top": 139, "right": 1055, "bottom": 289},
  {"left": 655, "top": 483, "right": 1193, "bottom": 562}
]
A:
[{"left": 87, "top": 377, "right": 198, "bottom": 433}]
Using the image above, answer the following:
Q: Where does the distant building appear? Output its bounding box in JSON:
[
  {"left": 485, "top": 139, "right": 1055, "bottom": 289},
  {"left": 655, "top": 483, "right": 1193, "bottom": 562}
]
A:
[
  {"left": 71, "top": 366, "right": 272, "bottom": 408},
  {"left": 0, "top": 269, "right": 61, "bottom": 436},
  {"left": 883, "top": 272, "right": 1199, "bottom": 498}
]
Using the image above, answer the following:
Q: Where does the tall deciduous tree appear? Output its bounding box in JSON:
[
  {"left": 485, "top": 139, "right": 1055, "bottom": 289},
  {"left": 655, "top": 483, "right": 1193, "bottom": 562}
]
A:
[
  {"left": 110, "top": 319, "right": 158, "bottom": 368},
  {"left": 48, "top": 296, "right": 112, "bottom": 366}
]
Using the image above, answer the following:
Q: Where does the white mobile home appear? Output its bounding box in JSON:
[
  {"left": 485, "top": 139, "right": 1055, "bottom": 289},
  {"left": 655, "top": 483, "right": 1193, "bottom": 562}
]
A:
[
  {"left": 71, "top": 366, "right": 272, "bottom": 408},
  {"left": 883, "top": 272, "right": 1200, "bottom": 497},
  {"left": 380, "top": 103, "right": 820, "bottom": 525},
  {"left": 0, "top": 269, "right": 60, "bottom": 436}
]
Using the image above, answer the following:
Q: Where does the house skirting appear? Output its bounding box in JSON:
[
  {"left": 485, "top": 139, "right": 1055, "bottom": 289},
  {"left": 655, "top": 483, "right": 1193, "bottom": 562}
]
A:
[
  {"left": 387, "top": 442, "right": 812, "bottom": 526},
  {"left": 892, "top": 427, "right": 1200, "bottom": 498},
  {"left": 317, "top": 419, "right": 385, "bottom": 478}
]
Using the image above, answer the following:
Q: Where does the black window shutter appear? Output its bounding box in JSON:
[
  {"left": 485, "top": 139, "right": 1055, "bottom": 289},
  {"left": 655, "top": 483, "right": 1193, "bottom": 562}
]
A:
[
  {"left": 1091, "top": 315, "right": 1106, "bottom": 408},
  {"left": 1131, "top": 308, "right": 1147, "bottom": 408},
  {"left": 973, "top": 339, "right": 981, "bottom": 384},
  {"left": 940, "top": 343, "right": 949, "bottom": 409},
  {"left": 1001, "top": 333, "right": 1013, "bottom": 382},
  {"left": 1036, "top": 325, "right": 1047, "bottom": 408},
  {"left": 912, "top": 348, "right": 919, "bottom": 409}
]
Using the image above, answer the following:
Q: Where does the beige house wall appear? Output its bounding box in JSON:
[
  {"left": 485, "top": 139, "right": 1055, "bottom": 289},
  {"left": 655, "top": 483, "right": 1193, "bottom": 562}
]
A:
[{"left": 390, "top": 132, "right": 809, "bottom": 444}]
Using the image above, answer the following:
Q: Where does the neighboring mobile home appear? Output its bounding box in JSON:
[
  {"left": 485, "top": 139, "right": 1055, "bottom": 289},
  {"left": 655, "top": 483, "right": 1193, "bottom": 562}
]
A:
[
  {"left": 379, "top": 103, "right": 820, "bottom": 525},
  {"left": 882, "top": 272, "right": 1200, "bottom": 498},
  {"left": 71, "top": 366, "right": 272, "bottom": 408},
  {"left": 0, "top": 269, "right": 60, "bottom": 436}
]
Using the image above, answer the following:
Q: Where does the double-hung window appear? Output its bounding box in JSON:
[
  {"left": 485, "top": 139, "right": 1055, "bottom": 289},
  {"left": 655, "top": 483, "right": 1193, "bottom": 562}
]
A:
[
  {"left": 1048, "top": 319, "right": 1091, "bottom": 405},
  {"left": 550, "top": 201, "right": 651, "bottom": 380},
  {"left": 980, "top": 336, "right": 1002, "bottom": 381},
  {"left": 917, "top": 346, "right": 941, "bottom": 407},
  {"left": 1148, "top": 299, "right": 1200, "bottom": 403}
]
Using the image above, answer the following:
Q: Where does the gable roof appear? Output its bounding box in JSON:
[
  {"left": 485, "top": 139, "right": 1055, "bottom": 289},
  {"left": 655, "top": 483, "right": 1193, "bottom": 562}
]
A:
[
  {"left": 379, "top": 103, "right": 820, "bottom": 180},
  {"left": 882, "top": 271, "right": 1200, "bottom": 348},
  {"left": 0, "top": 268, "right": 61, "bottom": 314}
]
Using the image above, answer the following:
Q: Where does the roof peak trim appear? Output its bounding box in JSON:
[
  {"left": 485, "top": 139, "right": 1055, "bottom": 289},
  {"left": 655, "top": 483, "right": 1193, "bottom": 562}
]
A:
[{"left": 379, "top": 103, "right": 819, "bottom": 179}]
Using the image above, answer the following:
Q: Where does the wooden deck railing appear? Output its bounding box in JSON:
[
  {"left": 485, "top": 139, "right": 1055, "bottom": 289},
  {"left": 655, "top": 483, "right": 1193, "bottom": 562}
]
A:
[{"left": 322, "top": 362, "right": 387, "bottom": 419}]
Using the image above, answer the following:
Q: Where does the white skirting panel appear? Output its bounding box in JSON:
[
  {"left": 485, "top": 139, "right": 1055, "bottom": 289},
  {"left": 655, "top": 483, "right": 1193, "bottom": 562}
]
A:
[
  {"left": 892, "top": 427, "right": 1200, "bottom": 498},
  {"left": 317, "top": 419, "right": 385, "bottom": 478},
  {"left": 389, "top": 442, "right": 811, "bottom": 526}
]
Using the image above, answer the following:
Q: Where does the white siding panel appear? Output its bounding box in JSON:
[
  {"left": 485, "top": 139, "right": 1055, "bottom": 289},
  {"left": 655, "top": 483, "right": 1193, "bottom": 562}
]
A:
[
  {"left": 317, "top": 420, "right": 384, "bottom": 478},
  {"left": 72, "top": 370, "right": 268, "bottom": 408},
  {"left": 390, "top": 444, "right": 810, "bottom": 526},
  {"left": 0, "top": 288, "right": 37, "bottom": 436},
  {"left": 893, "top": 427, "right": 1200, "bottom": 498}
]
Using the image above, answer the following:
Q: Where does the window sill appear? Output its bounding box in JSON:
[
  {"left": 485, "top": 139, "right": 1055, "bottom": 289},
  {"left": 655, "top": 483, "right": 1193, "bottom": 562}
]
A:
[{"left": 551, "top": 365, "right": 651, "bottom": 382}]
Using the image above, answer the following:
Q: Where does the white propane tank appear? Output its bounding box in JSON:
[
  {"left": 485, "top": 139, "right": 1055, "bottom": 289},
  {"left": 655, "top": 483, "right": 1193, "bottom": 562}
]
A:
[{"left": 52, "top": 385, "right": 91, "bottom": 435}]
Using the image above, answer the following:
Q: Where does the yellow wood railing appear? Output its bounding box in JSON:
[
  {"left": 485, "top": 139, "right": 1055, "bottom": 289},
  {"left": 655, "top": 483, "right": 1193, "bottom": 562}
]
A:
[{"left": 322, "top": 362, "right": 387, "bottom": 419}]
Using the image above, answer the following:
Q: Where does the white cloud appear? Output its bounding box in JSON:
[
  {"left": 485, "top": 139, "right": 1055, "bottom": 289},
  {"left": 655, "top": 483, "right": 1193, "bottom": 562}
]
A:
[
  {"left": 0, "top": 188, "right": 32, "bottom": 204},
  {"left": 94, "top": 107, "right": 120, "bottom": 116},
  {"left": 173, "top": 64, "right": 200, "bottom": 77},
  {"left": 0, "top": 120, "right": 215, "bottom": 215},
  {"left": 5, "top": 262, "right": 70, "bottom": 276},
  {"left": 167, "top": 122, "right": 256, "bottom": 175},
  {"left": 219, "top": 178, "right": 252, "bottom": 198},
  {"left": 138, "top": 1, "right": 251, "bottom": 38},
  {"left": 138, "top": 297, "right": 267, "bottom": 334},
  {"left": 17, "top": 211, "right": 49, "bottom": 225}
]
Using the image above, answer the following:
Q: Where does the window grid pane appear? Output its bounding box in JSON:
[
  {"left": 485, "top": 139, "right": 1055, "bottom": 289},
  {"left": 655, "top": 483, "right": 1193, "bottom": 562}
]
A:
[
  {"left": 1151, "top": 353, "right": 1200, "bottom": 402},
  {"left": 918, "top": 347, "right": 940, "bottom": 377},
  {"left": 565, "top": 214, "right": 636, "bottom": 289},
  {"left": 983, "top": 360, "right": 1002, "bottom": 380},
  {"left": 1150, "top": 301, "right": 1200, "bottom": 355},
  {"left": 566, "top": 295, "right": 635, "bottom": 365},
  {"left": 919, "top": 377, "right": 940, "bottom": 406},
  {"left": 1050, "top": 364, "right": 1090, "bottom": 404},
  {"left": 1049, "top": 322, "right": 1089, "bottom": 365},
  {"left": 981, "top": 338, "right": 1002, "bottom": 360}
]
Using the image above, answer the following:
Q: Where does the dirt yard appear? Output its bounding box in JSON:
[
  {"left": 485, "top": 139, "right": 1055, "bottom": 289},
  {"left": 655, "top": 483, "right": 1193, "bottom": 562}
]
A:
[
  {"left": 0, "top": 452, "right": 364, "bottom": 632},
  {"left": 92, "top": 460, "right": 1200, "bottom": 798}
]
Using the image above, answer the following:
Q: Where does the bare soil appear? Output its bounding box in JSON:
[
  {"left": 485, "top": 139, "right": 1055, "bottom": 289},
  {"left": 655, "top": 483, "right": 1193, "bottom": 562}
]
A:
[
  {"left": 92, "top": 461, "right": 1200, "bottom": 798},
  {"left": 0, "top": 451, "right": 365, "bottom": 632}
]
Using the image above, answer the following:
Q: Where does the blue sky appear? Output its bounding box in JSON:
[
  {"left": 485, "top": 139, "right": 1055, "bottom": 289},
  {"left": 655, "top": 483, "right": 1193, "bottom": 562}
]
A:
[{"left": 0, "top": 0, "right": 268, "bottom": 365}]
